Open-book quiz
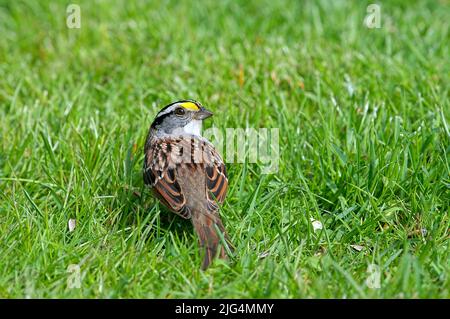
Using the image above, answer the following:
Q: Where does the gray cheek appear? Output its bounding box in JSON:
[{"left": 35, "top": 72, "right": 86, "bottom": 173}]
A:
[
  {"left": 176, "top": 115, "right": 192, "bottom": 127},
  {"left": 161, "top": 115, "right": 190, "bottom": 134}
]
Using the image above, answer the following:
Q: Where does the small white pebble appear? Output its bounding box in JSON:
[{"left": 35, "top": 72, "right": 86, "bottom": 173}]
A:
[
  {"left": 310, "top": 218, "right": 323, "bottom": 232},
  {"left": 68, "top": 219, "right": 76, "bottom": 232},
  {"left": 350, "top": 244, "right": 364, "bottom": 252}
]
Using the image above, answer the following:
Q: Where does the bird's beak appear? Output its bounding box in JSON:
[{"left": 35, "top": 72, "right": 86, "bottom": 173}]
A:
[{"left": 195, "top": 107, "right": 214, "bottom": 120}]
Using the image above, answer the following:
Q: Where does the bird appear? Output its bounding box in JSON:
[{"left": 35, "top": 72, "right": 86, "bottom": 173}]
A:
[{"left": 143, "top": 100, "right": 232, "bottom": 270}]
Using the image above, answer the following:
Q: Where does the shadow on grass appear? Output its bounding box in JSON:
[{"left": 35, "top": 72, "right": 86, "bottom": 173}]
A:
[{"left": 112, "top": 183, "right": 193, "bottom": 244}]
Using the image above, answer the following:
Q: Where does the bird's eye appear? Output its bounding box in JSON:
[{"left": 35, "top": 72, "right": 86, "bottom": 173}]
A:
[{"left": 175, "top": 108, "right": 185, "bottom": 116}]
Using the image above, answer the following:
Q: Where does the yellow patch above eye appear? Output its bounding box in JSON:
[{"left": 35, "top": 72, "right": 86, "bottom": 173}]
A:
[{"left": 179, "top": 102, "right": 200, "bottom": 111}]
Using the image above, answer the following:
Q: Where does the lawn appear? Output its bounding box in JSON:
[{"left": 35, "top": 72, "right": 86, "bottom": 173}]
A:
[{"left": 0, "top": 0, "right": 449, "bottom": 298}]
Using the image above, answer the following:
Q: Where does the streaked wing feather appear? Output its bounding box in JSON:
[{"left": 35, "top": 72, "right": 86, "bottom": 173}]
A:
[
  {"left": 144, "top": 141, "right": 189, "bottom": 218},
  {"left": 204, "top": 142, "right": 228, "bottom": 204},
  {"left": 144, "top": 135, "right": 227, "bottom": 219}
]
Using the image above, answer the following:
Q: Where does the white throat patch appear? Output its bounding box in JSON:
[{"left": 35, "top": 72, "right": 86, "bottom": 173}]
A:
[{"left": 172, "top": 119, "right": 203, "bottom": 136}]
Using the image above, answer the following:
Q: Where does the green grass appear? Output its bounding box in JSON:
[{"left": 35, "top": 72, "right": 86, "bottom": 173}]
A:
[{"left": 0, "top": 0, "right": 449, "bottom": 298}]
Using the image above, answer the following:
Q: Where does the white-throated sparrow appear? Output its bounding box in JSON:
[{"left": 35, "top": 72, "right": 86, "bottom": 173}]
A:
[{"left": 143, "top": 100, "right": 232, "bottom": 270}]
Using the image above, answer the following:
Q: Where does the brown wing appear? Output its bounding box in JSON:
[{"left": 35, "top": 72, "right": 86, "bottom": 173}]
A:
[
  {"left": 143, "top": 139, "right": 190, "bottom": 219},
  {"left": 144, "top": 135, "right": 227, "bottom": 218},
  {"left": 203, "top": 140, "right": 228, "bottom": 205}
]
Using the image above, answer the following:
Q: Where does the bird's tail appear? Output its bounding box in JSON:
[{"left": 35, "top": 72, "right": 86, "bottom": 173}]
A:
[{"left": 191, "top": 209, "right": 232, "bottom": 270}]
